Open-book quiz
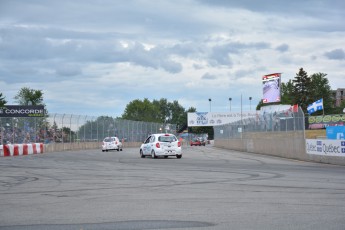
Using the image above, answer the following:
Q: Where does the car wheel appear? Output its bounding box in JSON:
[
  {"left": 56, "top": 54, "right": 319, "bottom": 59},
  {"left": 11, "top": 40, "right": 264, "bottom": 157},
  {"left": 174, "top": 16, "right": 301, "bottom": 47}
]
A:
[
  {"left": 120, "top": 148, "right": 123, "bottom": 151},
  {"left": 176, "top": 154, "right": 182, "bottom": 159},
  {"left": 117, "top": 148, "right": 120, "bottom": 151},
  {"left": 140, "top": 149, "right": 145, "bottom": 158},
  {"left": 106, "top": 149, "right": 108, "bottom": 152},
  {"left": 151, "top": 150, "right": 157, "bottom": 159}
]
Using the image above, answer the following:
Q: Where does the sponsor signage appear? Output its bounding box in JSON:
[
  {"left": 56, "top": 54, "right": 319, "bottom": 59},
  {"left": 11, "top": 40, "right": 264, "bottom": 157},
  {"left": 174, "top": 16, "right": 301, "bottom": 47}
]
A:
[
  {"left": 326, "top": 126, "right": 345, "bottom": 140},
  {"left": 306, "top": 139, "right": 345, "bottom": 156},
  {"left": 188, "top": 112, "right": 257, "bottom": 127},
  {"left": 308, "top": 114, "right": 345, "bottom": 129},
  {"left": 0, "top": 105, "right": 45, "bottom": 117}
]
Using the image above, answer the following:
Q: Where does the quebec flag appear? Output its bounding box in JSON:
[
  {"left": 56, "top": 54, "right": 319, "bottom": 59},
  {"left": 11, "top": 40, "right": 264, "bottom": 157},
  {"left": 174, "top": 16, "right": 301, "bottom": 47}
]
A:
[{"left": 307, "top": 98, "right": 323, "bottom": 114}]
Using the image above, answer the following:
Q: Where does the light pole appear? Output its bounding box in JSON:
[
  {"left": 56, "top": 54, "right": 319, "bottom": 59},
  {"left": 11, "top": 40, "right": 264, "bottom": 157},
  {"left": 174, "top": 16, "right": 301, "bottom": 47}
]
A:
[
  {"left": 208, "top": 98, "right": 212, "bottom": 112},
  {"left": 229, "top": 97, "right": 232, "bottom": 111},
  {"left": 249, "top": 97, "right": 252, "bottom": 111}
]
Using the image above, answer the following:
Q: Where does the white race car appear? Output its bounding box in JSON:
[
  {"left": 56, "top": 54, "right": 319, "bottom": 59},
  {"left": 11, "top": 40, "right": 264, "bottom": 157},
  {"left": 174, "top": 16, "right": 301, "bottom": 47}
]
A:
[
  {"left": 140, "top": 133, "right": 182, "bottom": 159},
  {"left": 102, "top": 137, "right": 123, "bottom": 152}
]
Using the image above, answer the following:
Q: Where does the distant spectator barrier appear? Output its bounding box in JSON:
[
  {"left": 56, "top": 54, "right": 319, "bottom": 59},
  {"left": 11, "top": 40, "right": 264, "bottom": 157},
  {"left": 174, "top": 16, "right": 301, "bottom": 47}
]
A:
[
  {"left": 1, "top": 143, "right": 43, "bottom": 157},
  {"left": 0, "top": 113, "right": 177, "bottom": 152}
]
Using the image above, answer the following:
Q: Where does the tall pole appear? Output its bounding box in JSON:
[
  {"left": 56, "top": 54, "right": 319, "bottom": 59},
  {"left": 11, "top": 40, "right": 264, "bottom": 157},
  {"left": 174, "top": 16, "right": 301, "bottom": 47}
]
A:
[
  {"left": 229, "top": 97, "right": 232, "bottom": 111},
  {"left": 209, "top": 98, "right": 212, "bottom": 112},
  {"left": 241, "top": 94, "right": 243, "bottom": 125},
  {"left": 241, "top": 94, "right": 243, "bottom": 139},
  {"left": 249, "top": 97, "right": 252, "bottom": 111}
]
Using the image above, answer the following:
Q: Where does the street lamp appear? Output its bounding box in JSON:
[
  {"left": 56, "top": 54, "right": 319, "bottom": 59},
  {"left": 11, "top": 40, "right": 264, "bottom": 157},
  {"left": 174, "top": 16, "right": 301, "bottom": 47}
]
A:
[
  {"left": 249, "top": 97, "right": 252, "bottom": 111},
  {"left": 208, "top": 98, "right": 212, "bottom": 112},
  {"left": 229, "top": 97, "right": 232, "bottom": 111}
]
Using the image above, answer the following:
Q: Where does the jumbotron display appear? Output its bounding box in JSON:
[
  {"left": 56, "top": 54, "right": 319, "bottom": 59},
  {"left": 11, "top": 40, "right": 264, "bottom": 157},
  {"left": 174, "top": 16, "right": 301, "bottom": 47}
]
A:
[{"left": 262, "top": 73, "right": 281, "bottom": 103}]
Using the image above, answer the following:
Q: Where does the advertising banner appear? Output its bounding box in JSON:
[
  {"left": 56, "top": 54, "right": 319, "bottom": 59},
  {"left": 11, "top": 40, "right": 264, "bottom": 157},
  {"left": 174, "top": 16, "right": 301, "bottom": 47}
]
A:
[
  {"left": 0, "top": 105, "right": 45, "bottom": 117},
  {"left": 308, "top": 114, "right": 345, "bottom": 129},
  {"left": 306, "top": 139, "right": 345, "bottom": 156},
  {"left": 326, "top": 126, "right": 345, "bottom": 140},
  {"left": 188, "top": 112, "right": 257, "bottom": 127}
]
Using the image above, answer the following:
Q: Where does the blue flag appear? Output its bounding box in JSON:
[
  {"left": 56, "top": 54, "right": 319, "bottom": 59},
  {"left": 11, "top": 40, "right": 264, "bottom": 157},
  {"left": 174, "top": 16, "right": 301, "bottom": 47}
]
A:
[{"left": 307, "top": 98, "right": 323, "bottom": 114}]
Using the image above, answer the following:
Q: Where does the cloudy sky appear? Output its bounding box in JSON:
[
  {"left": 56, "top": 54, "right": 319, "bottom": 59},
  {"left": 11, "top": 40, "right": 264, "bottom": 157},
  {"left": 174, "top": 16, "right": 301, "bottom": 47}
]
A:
[{"left": 0, "top": 0, "right": 344, "bottom": 117}]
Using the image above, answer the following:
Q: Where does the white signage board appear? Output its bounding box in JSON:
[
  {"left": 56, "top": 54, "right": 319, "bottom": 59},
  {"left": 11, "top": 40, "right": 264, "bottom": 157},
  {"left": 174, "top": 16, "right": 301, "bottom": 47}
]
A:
[
  {"left": 188, "top": 112, "right": 257, "bottom": 127},
  {"left": 306, "top": 139, "right": 345, "bottom": 157}
]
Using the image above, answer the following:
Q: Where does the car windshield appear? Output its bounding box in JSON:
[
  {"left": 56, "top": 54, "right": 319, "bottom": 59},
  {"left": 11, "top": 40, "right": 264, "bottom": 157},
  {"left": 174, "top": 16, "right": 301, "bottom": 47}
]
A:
[
  {"left": 104, "top": 138, "right": 113, "bottom": 142},
  {"left": 158, "top": 135, "right": 177, "bottom": 142}
]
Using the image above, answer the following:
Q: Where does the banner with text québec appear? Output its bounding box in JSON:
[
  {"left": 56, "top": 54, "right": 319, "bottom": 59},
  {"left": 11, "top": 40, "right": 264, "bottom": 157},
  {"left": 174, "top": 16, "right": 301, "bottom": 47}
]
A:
[{"left": 306, "top": 139, "right": 345, "bottom": 156}]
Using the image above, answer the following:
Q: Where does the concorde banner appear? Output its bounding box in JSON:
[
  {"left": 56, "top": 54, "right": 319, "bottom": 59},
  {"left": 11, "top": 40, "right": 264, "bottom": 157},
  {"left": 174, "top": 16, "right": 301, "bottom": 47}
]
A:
[
  {"left": 0, "top": 105, "right": 45, "bottom": 117},
  {"left": 188, "top": 112, "right": 257, "bottom": 127}
]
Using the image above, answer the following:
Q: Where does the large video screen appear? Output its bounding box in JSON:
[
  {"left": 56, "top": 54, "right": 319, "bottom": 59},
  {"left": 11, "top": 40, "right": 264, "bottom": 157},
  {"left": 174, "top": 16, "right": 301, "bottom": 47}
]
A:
[{"left": 262, "top": 73, "right": 281, "bottom": 103}]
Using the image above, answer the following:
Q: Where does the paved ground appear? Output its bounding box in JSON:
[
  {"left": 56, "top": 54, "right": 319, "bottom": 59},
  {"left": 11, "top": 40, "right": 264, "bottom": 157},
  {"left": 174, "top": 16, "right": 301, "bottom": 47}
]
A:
[{"left": 1, "top": 145, "right": 345, "bottom": 230}]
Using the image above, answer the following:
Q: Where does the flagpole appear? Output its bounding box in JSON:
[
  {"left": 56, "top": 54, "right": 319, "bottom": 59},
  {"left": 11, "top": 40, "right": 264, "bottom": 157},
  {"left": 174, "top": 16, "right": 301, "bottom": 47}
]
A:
[{"left": 322, "top": 98, "right": 324, "bottom": 116}]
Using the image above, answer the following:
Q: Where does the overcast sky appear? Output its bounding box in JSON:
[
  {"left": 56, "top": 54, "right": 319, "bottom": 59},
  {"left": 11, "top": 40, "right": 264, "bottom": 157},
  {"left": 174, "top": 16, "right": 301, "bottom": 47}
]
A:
[{"left": 0, "top": 0, "right": 344, "bottom": 117}]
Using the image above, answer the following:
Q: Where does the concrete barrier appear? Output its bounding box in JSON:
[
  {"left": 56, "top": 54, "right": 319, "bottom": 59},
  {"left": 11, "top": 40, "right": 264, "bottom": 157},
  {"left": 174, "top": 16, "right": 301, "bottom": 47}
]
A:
[
  {"left": 0, "top": 141, "right": 144, "bottom": 157},
  {"left": 214, "top": 131, "right": 345, "bottom": 166},
  {"left": 1, "top": 143, "right": 44, "bottom": 157},
  {"left": 43, "top": 141, "right": 143, "bottom": 153}
]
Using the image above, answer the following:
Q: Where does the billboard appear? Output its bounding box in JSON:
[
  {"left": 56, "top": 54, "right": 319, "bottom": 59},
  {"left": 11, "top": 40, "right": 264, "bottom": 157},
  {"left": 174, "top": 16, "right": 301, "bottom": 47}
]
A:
[
  {"left": 262, "top": 73, "right": 281, "bottom": 103},
  {"left": 188, "top": 112, "right": 257, "bottom": 127},
  {"left": 0, "top": 105, "right": 45, "bottom": 117}
]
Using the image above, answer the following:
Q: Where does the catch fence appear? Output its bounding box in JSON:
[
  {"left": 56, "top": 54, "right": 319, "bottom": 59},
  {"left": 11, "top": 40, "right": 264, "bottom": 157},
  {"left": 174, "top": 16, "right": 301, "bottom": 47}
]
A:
[
  {"left": 0, "top": 114, "right": 177, "bottom": 145},
  {"left": 214, "top": 106, "right": 305, "bottom": 140}
]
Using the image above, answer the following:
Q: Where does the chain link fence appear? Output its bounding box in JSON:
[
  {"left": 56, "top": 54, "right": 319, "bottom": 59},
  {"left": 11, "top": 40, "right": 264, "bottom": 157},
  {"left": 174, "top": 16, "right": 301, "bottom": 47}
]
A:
[
  {"left": 0, "top": 114, "right": 177, "bottom": 145},
  {"left": 214, "top": 106, "right": 305, "bottom": 140}
]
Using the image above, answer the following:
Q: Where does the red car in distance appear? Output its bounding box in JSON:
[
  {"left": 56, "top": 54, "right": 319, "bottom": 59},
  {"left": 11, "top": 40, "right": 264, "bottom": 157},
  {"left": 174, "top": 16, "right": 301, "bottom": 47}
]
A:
[{"left": 190, "top": 137, "right": 206, "bottom": 146}]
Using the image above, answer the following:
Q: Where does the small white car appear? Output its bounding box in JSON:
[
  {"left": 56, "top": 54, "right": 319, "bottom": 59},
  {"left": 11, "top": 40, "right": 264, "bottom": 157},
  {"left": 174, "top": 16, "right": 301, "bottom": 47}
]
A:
[
  {"left": 102, "top": 136, "right": 123, "bottom": 152},
  {"left": 140, "top": 133, "right": 182, "bottom": 159}
]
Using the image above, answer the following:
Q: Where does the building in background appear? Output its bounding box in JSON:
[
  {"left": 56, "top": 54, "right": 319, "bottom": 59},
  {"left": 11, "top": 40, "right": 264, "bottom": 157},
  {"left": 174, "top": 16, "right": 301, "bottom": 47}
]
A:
[{"left": 332, "top": 88, "right": 345, "bottom": 107}]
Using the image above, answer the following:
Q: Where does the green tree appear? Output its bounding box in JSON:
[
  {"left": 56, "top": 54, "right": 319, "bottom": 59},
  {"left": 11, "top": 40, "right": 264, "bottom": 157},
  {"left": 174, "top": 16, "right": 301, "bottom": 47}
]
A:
[
  {"left": 152, "top": 98, "right": 170, "bottom": 123},
  {"left": 14, "top": 87, "right": 44, "bottom": 105},
  {"left": 0, "top": 92, "right": 7, "bottom": 107},
  {"left": 281, "top": 79, "right": 294, "bottom": 105},
  {"left": 292, "top": 68, "right": 312, "bottom": 112},
  {"left": 122, "top": 98, "right": 161, "bottom": 122},
  {"left": 177, "top": 106, "right": 196, "bottom": 132},
  {"left": 309, "top": 73, "right": 333, "bottom": 115},
  {"left": 13, "top": 88, "right": 47, "bottom": 142},
  {"left": 122, "top": 98, "right": 193, "bottom": 132},
  {"left": 168, "top": 100, "right": 186, "bottom": 126}
]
